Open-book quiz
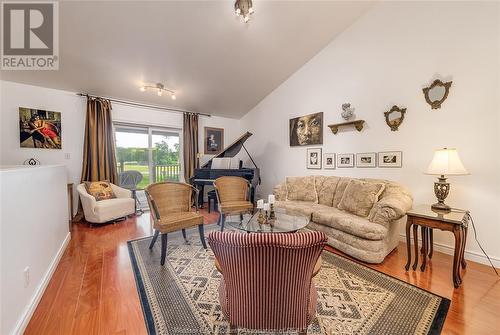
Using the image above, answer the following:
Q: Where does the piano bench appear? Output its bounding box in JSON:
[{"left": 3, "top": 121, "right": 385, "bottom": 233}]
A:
[{"left": 207, "top": 190, "right": 218, "bottom": 213}]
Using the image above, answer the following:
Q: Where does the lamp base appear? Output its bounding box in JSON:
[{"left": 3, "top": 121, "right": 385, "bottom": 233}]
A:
[
  {"left": 432, "top": 175, "right": 451, "bottom": 212},
  {"left": 431, "top": 202, "right": 451, "bottom": 211}
]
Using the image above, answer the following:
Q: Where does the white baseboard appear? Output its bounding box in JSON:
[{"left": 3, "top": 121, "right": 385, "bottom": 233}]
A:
[
  {"left": 12, "top": 232, "right": 71, "bottom": 335},
  {"left": 398, "top": 233, "right": 500, "bottom": 268}
]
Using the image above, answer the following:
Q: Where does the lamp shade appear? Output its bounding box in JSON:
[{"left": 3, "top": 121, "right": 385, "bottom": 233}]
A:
[{"left": 425, "top": 148, "right": 469, "bottom": 176}]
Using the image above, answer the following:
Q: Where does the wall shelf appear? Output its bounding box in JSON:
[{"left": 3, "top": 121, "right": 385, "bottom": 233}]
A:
[{"left": 328, "top": 120, "right": 365, "bottom": 134}]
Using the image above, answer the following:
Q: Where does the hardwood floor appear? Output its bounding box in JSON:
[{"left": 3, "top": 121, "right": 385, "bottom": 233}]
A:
[{"left": 25, "top": 210, "right": 499, "bottom": 335}]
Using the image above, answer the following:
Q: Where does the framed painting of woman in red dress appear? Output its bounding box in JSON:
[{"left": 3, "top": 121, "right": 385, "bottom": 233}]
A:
[{"left": 19, "top": 107, "right": 62, "bottom": 149}]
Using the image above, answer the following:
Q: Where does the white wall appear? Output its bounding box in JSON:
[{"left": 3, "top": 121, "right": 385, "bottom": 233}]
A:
[
  {"left": 240, "top": 2, "right": 500, "bottom": 265},
  {"left": 0, "top": 81, "right": 86, "bottom": 207},
  {"left": 0, "top": 80, "right": 241, "bottom": 206},
  {"left": 0, "top": 165, "right": 70, "bottom": 335}
]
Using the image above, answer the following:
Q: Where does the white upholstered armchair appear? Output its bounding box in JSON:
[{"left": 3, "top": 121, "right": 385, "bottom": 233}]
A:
[{"left": 77, "top": 183, "right": 135, "bottom": 224}]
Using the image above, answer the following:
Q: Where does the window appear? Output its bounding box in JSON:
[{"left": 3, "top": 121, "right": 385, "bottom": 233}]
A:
[{"left": 114, "top": 123, "right": 182, "bottom": 188}]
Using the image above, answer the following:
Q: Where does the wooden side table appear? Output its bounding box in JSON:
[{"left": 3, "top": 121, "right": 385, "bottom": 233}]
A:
[{"left": 405, "top": 204, "right": 469, "bottom": 288}]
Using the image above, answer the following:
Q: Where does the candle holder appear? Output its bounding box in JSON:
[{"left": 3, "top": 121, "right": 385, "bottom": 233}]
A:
[
  {"left": 257, "top": 209, "right": 267, "bottom": 225},
  {"left": 269, "top": 203, "right": 276, "bottom": 221}
]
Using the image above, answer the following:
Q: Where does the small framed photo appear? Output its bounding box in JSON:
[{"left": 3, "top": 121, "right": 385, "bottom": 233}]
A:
[
  {"left": 323, "top": 153, "right": 336, "bottom": 169},
  {"left": 378, "top": 151, "right": 403, "bottom": 168},
  {"left": 337, "top": 153, "right": 354, "bottom": 168},
  {"left": 356, "top": 152, "right": 377, "bottom": 168},
  {"left": 307, "top": 148, "right": 322, "bottom": 169}
]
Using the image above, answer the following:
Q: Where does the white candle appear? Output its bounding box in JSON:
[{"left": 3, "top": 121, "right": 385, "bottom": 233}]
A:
[
  {"left": 263, "top": 203, "right": 270, "bottom": 211},
  {"left": 257, "top": 199, "right": 264, "bottom": 209},
  {"left": 268, "top": 194, "right": 275, "bottom": 204}
]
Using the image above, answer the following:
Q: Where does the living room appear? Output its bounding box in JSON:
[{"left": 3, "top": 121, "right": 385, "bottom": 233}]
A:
[{"left": 0, "top": 1, "right": 499, "bottom": 335}]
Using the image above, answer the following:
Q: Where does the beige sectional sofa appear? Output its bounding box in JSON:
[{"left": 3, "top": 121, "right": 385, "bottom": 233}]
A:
[{"left": 273, "top": 176, "right": 413, "bottom": 263}]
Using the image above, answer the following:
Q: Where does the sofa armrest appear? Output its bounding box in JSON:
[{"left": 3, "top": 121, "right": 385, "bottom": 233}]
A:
[
  {"left": 369, "top": 193, "right": 413, "bottom": 224},
  {"left": 273, "top": 182, "right": 287, "bottom": 201},
  {"left": 77, "top": 184, "right": 97, "bottom": 214},
  {"left": 110, "top": 183, "right": 132, "bottom": 199}
]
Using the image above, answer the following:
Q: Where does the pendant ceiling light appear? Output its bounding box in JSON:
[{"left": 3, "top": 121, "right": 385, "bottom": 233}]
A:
[{"left": 234, "top": 0, "right": 254, "bottom": 23}]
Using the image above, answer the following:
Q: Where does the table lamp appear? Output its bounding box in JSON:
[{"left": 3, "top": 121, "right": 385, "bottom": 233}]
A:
[{"left": 425, "top": 148, "right": 469, "bottom": 211}]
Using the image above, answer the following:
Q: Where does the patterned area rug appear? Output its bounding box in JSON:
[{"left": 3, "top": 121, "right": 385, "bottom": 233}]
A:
[{"left": 128, "top": 225, "right": 449, "bottom": 335}]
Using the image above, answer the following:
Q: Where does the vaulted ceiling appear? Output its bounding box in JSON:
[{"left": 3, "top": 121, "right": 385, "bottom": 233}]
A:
[{"left": 1, "top": 1, "right": 375, "bottom": 118}]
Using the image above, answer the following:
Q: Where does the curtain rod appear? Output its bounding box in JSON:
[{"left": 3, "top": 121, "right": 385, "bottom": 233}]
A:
[{"left": 76, "top": 93, "right": 211, "bottom": 117}]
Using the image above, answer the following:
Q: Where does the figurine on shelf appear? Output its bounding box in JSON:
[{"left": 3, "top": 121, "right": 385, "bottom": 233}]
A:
[{"left": 341, "top": 103, "right": 355, "bottom": 121}]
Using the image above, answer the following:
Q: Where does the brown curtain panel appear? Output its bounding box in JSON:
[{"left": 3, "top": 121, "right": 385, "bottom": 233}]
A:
[
  {"left": 183, "top": 113, "right": 199, "bottom": 182},
  {"left": 80, "top": 97, "right": 118, "bottom": 183}
]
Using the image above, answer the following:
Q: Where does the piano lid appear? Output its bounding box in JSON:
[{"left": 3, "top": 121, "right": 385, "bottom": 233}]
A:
[{"left": 201, "top": 131, "right": 256, "bottom": 169}]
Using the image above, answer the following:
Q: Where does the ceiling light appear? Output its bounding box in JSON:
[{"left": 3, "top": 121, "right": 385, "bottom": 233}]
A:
[
  {"left": 234, "top": 0, "right": 254, "bottom": 23},
  {"left": 140, "top": 82, "right": 176, "bottom": 100}
]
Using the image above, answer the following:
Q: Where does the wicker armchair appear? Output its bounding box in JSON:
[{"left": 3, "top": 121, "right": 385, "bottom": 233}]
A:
[
  {"left": 208, "top": 231, "right": 327, "bottom": 334},
  {"left": 145, "top": 182, "right": 207, "bottom": 265},
  {"left": 213, "top": 176, "right": 254, "bottom": 231}
]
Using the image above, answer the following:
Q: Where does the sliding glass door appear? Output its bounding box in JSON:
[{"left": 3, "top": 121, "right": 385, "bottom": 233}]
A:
[
  {"left": 151, "top": 130, "right": 181, "bottom": 183},
  {"left": 115, "top": 126, "right": 150, "bottom": 188},
  {"left": 115, "top": 124, "right": 182, "bottom": 189}
]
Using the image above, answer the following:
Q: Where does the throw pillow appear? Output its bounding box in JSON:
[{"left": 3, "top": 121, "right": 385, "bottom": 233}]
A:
[
  {"left": 332, "top": 178, "right": 352, "bottom": 207},
  {"left": 84, "top": 181, "right": 116, "bottom": 201},
  {"left": 286, "top": 176, "right": 318, "bottom": 203},
  {"left": 338, "top": 180, "right": 385, "bottom": 217},
  {"left": 315, "top": 176, "right": 340, "bottom": 206}
]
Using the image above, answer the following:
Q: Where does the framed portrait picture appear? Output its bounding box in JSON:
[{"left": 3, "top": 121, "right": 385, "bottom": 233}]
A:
[
  {"left": 289, "top": 112, "right": 323, "bottom": 146},
  {"left": 378, "top": 151, "right": 403, "bottom": 168},
  {"left": 337, "top": 153, "right": 354, "bottom": 168},
  {"left": 356, "top": 152, "right": 377, "bottom": 168},
  {"left": 307, "top": 148, "right": 322, "bottom": 169},
  {"left": 323, "top": 153, "right": 336, "bottom": 169},
  {"left": 19, "top": 107, "right": 62, "bottom": 149},
  {"left": 204, "top": 127, "right": 224, "bottom": 155}
]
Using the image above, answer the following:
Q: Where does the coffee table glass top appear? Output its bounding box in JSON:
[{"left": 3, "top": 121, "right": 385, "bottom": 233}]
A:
[{"left": 226, "top": 207, "right": 310, "bottom": 233}]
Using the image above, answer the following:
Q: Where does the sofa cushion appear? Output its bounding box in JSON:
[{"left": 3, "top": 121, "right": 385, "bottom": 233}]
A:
[
  {"left": 332, "top": 178, "right": 352, "bottom": 207},
  {"left": 314, "top": 176, "right": 340, "bottom": 206},
  {"left": 311, "top": 206, "right": 388, "bottom": 241},
  {"left": 286, "top": 176, "right": 317, "bottom": 203},
  {"left": 273, "top": 183, "right": 287, "bottom": 201},
  {"left": 84, "top": 180, "right": 116, "bottom": 201},
  {"left": 275, "top": 200, "right": 316, "bottom": 218},
  {"left": 305, "top": 220, "right": 401, "bottom": 263},
  {"left": 94, "top": 197, "right": 135, "bottom": 220},
  {"left": 338, "top": 180, "right": 385, "bottom": 217}
]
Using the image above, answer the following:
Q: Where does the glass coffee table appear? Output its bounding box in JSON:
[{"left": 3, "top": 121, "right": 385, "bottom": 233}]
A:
[{"left": 226, "top": 207, "right": 310, "bottom": 233}]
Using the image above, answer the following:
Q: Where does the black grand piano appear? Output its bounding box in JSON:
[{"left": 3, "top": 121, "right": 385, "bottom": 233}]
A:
[{"left": 190, "top": 131, "right": 260, "bottom": 207}]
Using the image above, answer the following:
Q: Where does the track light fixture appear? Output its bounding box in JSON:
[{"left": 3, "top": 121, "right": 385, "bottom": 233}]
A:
[{"left": 140, "top": 83, "right": 176, "bottom": 100}]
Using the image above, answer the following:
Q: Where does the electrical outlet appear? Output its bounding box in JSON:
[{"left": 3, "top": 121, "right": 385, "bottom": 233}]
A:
[
  {"left": 64, "top": 153, "right": 71, "bottom": 160},
  {"left": 24, "top": 267, "right": 30, "bottom": 287}
]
